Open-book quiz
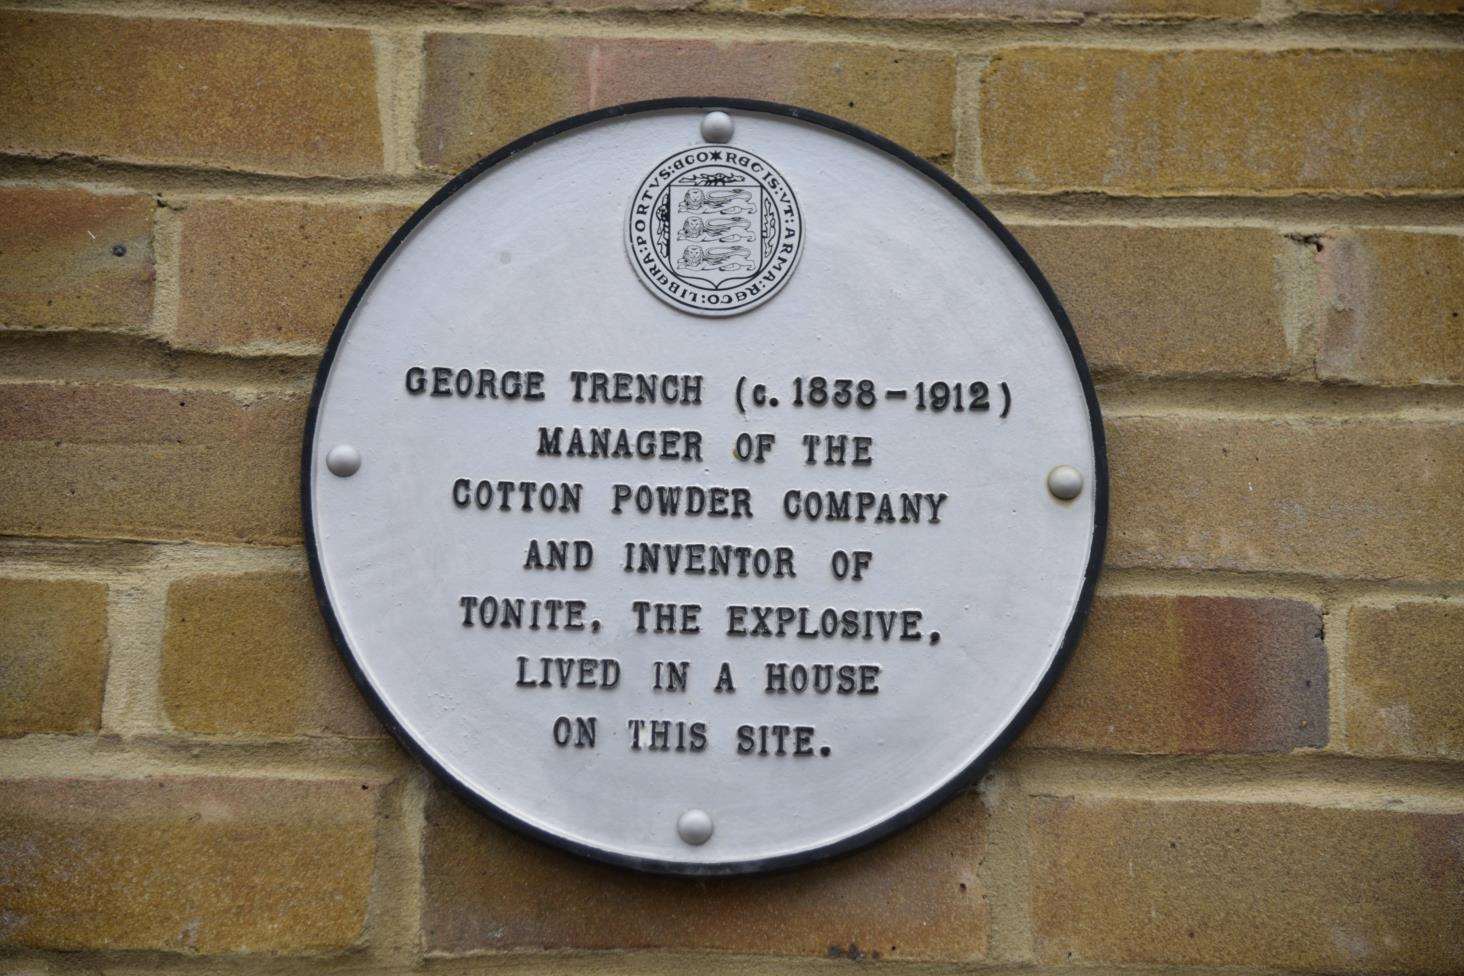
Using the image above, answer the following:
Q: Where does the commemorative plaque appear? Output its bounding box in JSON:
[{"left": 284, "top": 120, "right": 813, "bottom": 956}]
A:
[{"left": 304, "top": 100, "right": 1106, "bottom": 875}]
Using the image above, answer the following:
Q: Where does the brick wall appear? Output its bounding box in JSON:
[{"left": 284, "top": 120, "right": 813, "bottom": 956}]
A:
[{"left": 1, "top": 1, "right": 1461, "bottom": 973}]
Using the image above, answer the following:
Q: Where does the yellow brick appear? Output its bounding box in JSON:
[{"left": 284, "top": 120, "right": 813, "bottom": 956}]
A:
[
  {"left": 1031, "top": 796, "right": 1464, "bottom": 971},
  {"left": 431, "top": 0, "right": 1261, "bottom": 12},
  {"left": 0, "top": 578, "right": 108, "bottom": 734},
  {"left": 0, "top": 383, "right": 301, "bottom": 544},
  {"left": 161, "top": 571, "right": 380, "bottom": 737},
  {"left": 734, "top": 0, "right": 1260, "bottom": 15},
  {"left": 420, "top": 34, "right": 954, "bottom": 171},
  {"left": 979, "top": 49, "right": 1464, "bottom": 193},
  {"left": 0, "top": 187, "right": 153, "bottom": 331},
  {"left": 1343, "top": 601, "right": 1464, "bottom": 759},
  {"left": 1317, "top": 229, "right": 1464, "bottom": 385},
  {"left": 0, "top": 11, "right": 382, "bottom": 177},
  {"left": 1023, "top": 593, "right": 1326, "bottom": 753},
  {"left": 423, "top": 787, "right": 987, "bottom": 960},
  {"left": 428, "top": 0, "right": 698, "bottom": 7},
  {"left": 0, "top": 777, "right": 378, "bottom": 953},
  {"left": 1297, "top": 0, "right": 1463, "bottom": 11},
  {"left": 1108, "top": 418, "right": 1464, "bottom": 581},
  {"left": 176, "top": 199, "right": 413, "bottom": 353},
  {"left": 1012, "top": 224, "right": 1292, "bottom": 376}
]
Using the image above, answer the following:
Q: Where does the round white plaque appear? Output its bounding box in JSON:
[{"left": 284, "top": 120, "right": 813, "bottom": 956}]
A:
[{"left": 305, "top": 100, "right": 1106, "bottom": 875}]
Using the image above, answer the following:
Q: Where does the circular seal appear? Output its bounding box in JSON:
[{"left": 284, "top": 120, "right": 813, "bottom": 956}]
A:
[{"left": 625, "top": 145, "right": 804, "bottom": 317}]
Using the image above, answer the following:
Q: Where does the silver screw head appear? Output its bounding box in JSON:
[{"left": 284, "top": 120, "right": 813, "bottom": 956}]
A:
[
  {"left": 326, "top": 444, "right": 362, "bottom": 478},
  {"left": 677, "top": 808, "right": 714, "bottom": 845},
  {"left": 1047, "top": 464, "right": 1083, "bottom": 500},
  {"left": 701, "top": 111, "right": 734, "bottom": 144}
]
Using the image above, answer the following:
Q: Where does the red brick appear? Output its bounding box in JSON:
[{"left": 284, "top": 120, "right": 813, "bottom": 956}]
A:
[{"left": 1023, "top": 594, "right": 1327, "bottom": 753}]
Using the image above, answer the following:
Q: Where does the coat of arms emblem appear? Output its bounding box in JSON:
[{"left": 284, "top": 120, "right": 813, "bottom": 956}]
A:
[{"left": 626, "top": 146, "right": 803, "bottom": 316}]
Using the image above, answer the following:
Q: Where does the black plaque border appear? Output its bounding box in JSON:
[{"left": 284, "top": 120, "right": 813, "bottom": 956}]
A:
[{"left": 302, "top": 98, "right": 1109, "bottom": 877}]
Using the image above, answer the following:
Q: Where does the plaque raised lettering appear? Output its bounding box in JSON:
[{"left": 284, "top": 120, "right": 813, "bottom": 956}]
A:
[{"left": 304, "top": 99, "right": 1106, "bottom": 875}]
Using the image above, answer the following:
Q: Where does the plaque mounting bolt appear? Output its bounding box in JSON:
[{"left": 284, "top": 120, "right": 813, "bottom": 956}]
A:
[
  {"left": 1047, "top": 465, "right": 1083, "bottom": 500},
  {"left": 326, "top": 444, "right": 362, "bottom": 478},
  {"left": 677, "top": 808, "right": 714, "bottom": 845},
  {"left": 701, "top": 111, "right": 734, "bottom": 144}
]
